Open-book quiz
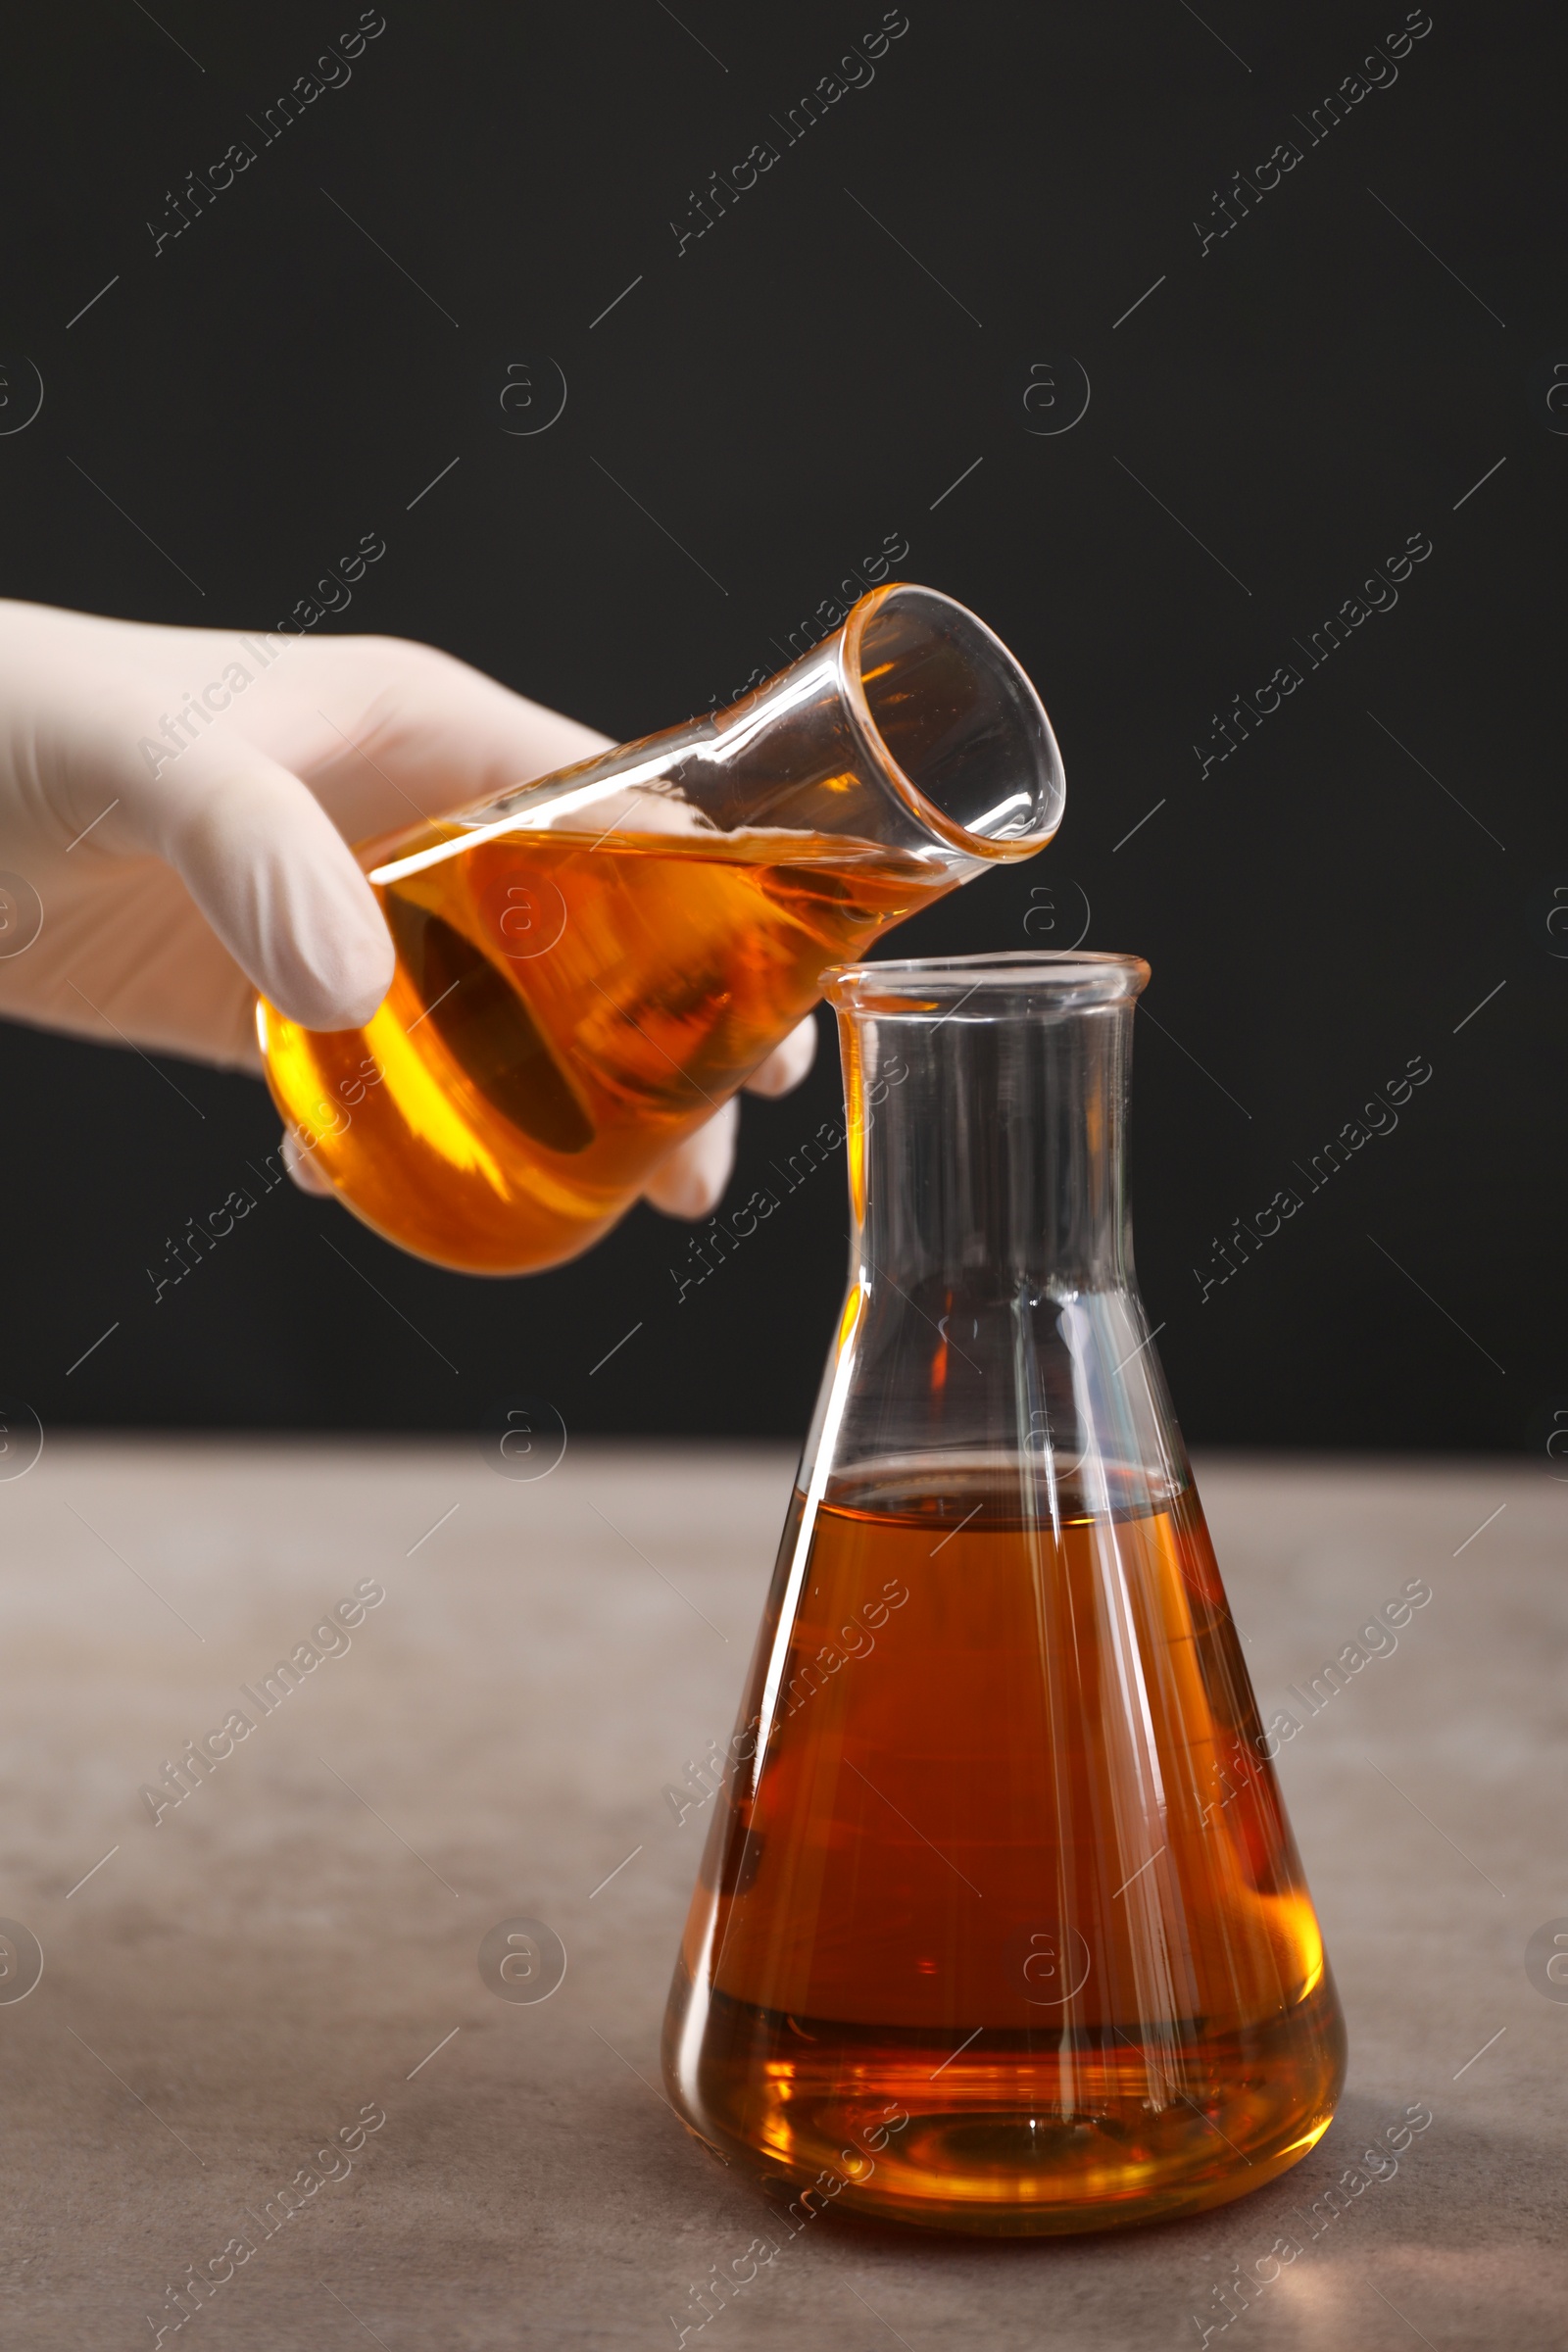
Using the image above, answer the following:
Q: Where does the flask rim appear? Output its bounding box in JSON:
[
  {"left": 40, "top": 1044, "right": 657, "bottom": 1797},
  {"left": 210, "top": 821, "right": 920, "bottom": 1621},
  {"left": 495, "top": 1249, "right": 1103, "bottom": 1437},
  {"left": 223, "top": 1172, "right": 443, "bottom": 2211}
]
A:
[
  {"left": 826, "top": 948, "right": 1151, "bottom": 1014},
  {"left": 839, "top": 585, "right": 1064, "bottom": 862}
]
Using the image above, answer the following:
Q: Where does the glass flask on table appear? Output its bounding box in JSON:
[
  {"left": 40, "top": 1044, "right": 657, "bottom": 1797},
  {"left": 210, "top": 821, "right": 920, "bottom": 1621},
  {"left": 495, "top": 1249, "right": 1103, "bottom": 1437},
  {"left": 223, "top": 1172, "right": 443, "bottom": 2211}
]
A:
[
  {"left": 662, "top": 951, "right": 1346, "bottom": 2234},
  {"left": 257, "top": 586, "right": 1063, "bottom": 1274}
]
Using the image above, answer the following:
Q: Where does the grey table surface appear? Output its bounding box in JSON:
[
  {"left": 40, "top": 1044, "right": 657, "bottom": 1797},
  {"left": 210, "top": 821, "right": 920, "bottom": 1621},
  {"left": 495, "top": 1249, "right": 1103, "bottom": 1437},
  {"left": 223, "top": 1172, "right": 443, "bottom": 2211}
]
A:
[{"left": 0, "top": 1437, "right": 1560, "bottom": 2349}]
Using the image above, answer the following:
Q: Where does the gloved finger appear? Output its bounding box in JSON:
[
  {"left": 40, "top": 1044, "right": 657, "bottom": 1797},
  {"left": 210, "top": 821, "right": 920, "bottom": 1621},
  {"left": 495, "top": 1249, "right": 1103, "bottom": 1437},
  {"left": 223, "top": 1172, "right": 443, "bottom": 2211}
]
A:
[
  {"left": 282, "top": 1128, "right": 336, "bottom": 1197},
  {"left": 641, "top": 1098, "right": 738, "bottom": 1218},
  {"left": 159, "top": 745, "right": 394, "bottom": 1028},
  {"left": 742, "top": 1015, "right": 817, "bottom": 1098}
]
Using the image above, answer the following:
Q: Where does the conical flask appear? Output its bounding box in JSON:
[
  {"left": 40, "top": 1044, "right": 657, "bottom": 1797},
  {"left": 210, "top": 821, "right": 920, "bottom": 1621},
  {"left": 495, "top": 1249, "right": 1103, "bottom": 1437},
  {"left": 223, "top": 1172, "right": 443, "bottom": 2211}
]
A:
[
  {"left": 258, "top": 586, "right": 1063, "bottom": 1274},
  {"left": 662, "top": 952, "right": 1346, "bottom": 2234}
]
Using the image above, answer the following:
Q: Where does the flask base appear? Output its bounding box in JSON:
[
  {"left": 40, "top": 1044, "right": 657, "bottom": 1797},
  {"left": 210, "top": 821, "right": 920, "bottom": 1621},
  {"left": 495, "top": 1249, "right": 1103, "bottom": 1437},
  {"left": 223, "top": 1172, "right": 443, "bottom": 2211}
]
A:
[{"left": 666, "top": 1979, "right": 1345, "bottom": 2236}]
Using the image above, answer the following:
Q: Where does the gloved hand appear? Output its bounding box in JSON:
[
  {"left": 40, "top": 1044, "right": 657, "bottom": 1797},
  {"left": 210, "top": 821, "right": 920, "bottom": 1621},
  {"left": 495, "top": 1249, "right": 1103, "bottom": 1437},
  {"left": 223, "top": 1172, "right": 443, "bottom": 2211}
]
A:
[{"left": 0, "top": 599, "right": 814, "bottom": 1217}]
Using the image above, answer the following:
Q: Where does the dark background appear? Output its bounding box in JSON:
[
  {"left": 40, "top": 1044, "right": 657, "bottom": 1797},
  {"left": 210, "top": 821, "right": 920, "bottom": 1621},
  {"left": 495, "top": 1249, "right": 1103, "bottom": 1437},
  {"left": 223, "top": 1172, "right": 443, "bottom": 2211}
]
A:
[{"left": 1, "top": 0, "right": 1561, "bottom": 1450}]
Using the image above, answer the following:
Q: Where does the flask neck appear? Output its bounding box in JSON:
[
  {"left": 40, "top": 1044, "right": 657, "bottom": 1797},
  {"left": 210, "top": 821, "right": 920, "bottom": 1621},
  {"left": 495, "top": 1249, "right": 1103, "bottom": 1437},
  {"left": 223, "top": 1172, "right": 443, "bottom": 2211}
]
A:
[
  {"left": 370, "top": 584, "right": 1064, "bottom": 887},
  {"left": 840, "top": 972, "right": 1143, "bottom": 1298},
  {"left": 805, "top": 954, "right": 1176, "bottom": 1541},
  {"left": 806, "top": 955, "right": 1175, "bottom": 1536},
  {"left": 700, "top": 582, "right": 1063, "bottom": 868}
]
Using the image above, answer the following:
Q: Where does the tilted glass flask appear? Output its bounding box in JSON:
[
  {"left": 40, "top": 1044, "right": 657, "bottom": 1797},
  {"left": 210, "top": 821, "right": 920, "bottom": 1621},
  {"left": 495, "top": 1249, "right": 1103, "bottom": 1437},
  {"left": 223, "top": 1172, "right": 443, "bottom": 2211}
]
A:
[
  {"left": 257, "top": 587, "right": 1062, "bottom": 1274},
  {"left": 663, "top": 952, "right": 1346, "bottom": 2233}
]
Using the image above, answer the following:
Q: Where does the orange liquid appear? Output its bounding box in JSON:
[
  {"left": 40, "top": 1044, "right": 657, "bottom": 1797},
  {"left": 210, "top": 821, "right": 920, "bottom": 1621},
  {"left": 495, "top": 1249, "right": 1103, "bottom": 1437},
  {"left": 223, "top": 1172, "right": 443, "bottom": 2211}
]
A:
[
  {"left": 664, "top": 1471, "right": 1345, "bottom": 2233},
  {"left": 259, "top": 825, "right": 942, "bottom": 1272}
]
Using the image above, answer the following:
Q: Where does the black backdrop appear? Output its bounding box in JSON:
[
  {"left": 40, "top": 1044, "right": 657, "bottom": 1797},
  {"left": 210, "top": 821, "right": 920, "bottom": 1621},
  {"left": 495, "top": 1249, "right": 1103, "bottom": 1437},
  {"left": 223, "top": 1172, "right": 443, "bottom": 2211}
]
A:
[{"left": 1, "top": 0, "right": 1561, "bottom": 1451}]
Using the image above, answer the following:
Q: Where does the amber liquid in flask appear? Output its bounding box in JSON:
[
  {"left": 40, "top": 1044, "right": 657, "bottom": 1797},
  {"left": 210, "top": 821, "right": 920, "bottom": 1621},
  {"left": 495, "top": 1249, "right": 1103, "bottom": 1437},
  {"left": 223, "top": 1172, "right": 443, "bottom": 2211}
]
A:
[
  {"left": 261, "top": 824, "right": 941, "bottom": 1273},
  {"left": 259, "top": 586, "right": 1066, "bottom": 1274},
  {"left": 663, "top": 954, "right": 1346, "bottom": 2233}
]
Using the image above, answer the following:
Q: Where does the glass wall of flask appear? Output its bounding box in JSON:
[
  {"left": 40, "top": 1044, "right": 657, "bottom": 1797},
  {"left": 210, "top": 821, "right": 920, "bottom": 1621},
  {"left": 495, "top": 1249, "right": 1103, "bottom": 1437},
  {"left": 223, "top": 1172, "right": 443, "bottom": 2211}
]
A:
[{"left": 662, "top": 952, "right": 1346, "bottom": 2234}]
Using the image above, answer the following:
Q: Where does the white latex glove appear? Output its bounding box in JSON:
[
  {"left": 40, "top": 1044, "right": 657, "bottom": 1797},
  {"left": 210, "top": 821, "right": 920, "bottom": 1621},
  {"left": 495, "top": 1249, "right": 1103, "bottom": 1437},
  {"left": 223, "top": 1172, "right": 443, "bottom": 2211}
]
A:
[{"left": 0, "top": 599, "right": 815, "bottom": 1220}]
